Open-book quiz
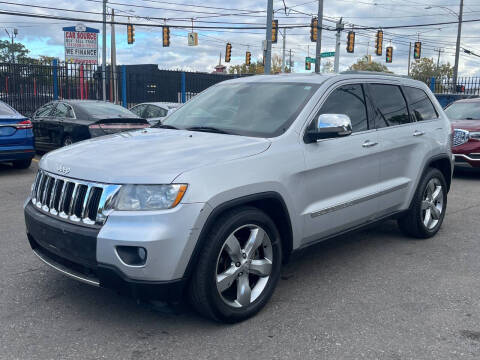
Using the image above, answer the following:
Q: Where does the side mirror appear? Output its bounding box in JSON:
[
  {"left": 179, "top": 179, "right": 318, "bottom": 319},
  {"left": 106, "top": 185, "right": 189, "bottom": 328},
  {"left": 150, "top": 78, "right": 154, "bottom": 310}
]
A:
[{"left": 305, "top": 113, "right": 353, "bottom": 143}]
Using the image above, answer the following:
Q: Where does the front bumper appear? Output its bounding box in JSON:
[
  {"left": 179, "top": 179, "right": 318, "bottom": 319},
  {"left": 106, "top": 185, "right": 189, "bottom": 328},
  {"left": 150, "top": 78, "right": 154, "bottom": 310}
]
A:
[
  {"left": 24, "top": 200, "right": 209, "bottom": 301},
  {"left": 452, "top": 140, "right": 480, "bottom": 167}
]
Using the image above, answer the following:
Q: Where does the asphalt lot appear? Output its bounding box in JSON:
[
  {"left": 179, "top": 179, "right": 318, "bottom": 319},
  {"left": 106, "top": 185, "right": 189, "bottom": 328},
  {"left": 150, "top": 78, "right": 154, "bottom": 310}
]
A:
[{"left": 1, "top": 158, "right": 480, "bottom": 360}]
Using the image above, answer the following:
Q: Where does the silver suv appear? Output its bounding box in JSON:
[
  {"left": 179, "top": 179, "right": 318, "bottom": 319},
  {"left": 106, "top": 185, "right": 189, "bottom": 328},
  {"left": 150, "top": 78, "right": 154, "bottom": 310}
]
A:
[{"left": 24, "top": 73, "right": 453, "bottom": 322}]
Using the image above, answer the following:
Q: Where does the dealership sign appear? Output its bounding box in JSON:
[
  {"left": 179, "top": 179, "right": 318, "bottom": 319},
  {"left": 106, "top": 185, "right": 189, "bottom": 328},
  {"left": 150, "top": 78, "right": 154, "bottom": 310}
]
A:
[{"left": 63, "top": 24, "right": 99, "bottom": 64}]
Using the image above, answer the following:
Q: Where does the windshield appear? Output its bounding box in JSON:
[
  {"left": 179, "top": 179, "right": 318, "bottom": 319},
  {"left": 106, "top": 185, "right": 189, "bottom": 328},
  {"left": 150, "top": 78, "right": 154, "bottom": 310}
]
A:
[
  {"left": 160, "top": 82, "right": 319, "bottom": 137},
  {"left": 444, "top": 102, "right": 480, "bottom": 120},
  {"left": 77, "top": 102, "right": 138, "bottom": 117}
]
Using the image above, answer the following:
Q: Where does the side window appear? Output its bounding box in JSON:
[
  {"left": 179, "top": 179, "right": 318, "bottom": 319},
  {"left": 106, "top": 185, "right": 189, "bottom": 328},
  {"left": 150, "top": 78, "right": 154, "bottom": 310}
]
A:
[
  {"left": 368, "top": 84, "right": 410, "bottom": 128},
  {"left": 52, "top": 103, "right": 70, "bottom": 118},
  {"left": 66, "top": 105, "right": 75, "bottom": 118},
  {"left": 317, "top": 84, "right": 368, "bottom": 132},
  {"left": 35, "top": 103, "right": 54, "bottom": 118},
  {"left": 403, "top": 86, "right": 438, "bottom": 121},
  {"left": 130, "top": 104, "right": 145, "bottom": 117},
  {"left": 145, "top": 105, "right": 167, "bottom": 118}
]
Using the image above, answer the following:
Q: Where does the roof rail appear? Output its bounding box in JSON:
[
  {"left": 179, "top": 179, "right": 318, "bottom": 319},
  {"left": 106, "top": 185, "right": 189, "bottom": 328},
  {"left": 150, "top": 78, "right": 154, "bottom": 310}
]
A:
[{"left": 339, "top": 70, "right": 412, "bottom": 79}]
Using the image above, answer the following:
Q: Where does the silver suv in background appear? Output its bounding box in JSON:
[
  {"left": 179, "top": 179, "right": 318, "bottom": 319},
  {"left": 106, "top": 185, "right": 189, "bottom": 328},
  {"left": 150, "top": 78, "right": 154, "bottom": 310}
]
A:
[{"left": 24, "top": 73, "right": 453, "bottom": 322}]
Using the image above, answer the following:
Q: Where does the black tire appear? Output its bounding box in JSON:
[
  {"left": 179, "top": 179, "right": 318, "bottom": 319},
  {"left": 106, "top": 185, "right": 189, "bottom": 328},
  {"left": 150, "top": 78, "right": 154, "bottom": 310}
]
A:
[
  {"left": 398, "top": 168, "right": 447, "bottom": 239},
  {"left": 189, "top": 206, "right": 282, "bottom": 323},
  {"left": 12, "top": 159, "right": 32, "bottom": 169},
  {"left": 62, "top": 136, "right": 73, "bottom": 147}
]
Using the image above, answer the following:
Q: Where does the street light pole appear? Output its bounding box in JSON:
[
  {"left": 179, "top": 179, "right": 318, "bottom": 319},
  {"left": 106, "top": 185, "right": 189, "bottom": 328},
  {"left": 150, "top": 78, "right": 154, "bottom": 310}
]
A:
[
  {"left": 102, "top": 0, "right": 107, "bottom": 101},
  {"left": 264, "top": 0, "right": 273, "bottom": 74},
  {"left": 314, "top": 0, "right": 324, "bottom": 73},
  {"left": 453, "top": 0, "right": 464, "bottom": 89},
  {"left": 282, "top": 29, "right": 286, "bottom": 73},
  {"left": 334, "top": 18, "right": 343, "bottom": 73}
]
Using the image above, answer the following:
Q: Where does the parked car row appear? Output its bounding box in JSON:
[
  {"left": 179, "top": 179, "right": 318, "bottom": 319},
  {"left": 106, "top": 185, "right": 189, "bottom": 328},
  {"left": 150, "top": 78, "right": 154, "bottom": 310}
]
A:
[{"left": 0, "top": 100, "right": 182, "bottom": 168}]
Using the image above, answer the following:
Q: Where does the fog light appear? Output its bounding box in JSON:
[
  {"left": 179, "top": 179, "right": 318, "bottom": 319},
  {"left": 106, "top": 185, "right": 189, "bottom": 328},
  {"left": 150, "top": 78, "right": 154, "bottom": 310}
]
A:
[{"left": 116, "top": 246, "right": 147, "bottom": 266}]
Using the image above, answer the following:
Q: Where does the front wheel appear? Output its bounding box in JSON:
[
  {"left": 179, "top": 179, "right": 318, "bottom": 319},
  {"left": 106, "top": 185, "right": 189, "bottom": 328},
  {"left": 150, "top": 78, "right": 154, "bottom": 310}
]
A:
[
  {"left": 398, "top": 168, "right": 448, "bottom": 239},
  {"left": 189, "top": 207, "right": 282, "bottom": 323}
]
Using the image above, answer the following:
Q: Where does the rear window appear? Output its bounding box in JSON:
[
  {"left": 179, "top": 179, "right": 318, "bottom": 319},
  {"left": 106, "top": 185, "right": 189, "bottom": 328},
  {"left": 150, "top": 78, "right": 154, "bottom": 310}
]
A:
[
  {"left": 403, "top": 86, "right": 438, "bottom": 121},
  {"left": 76, "top": 102, "right": 137, "bottom": 117},
  {"left": 0, "top": 102, "right": 18, "bottom": 116}
]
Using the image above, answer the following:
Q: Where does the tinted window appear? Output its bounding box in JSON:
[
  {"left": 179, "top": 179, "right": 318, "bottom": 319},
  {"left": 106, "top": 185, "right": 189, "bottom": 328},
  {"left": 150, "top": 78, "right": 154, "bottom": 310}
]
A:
[
  {"left": 444, "top": 101, "right": 480, "bottom": 120},
  {"left": 162, "top": 82, "right": 319, "bottom": 138},
  {"left": 53, "top": 103, "right": 70, "bottom": 118},
  {"left": 0, "top": 101, "right": 17, "bottom": 116},
  {"left": 317, "top": 84, "right": 368, "bottom": 132},
  {"left": 130, "top": 104, "right": 146, "bottom": 117},
  {"left": 145, "top": 105, "right": 167, "bottom": 118},
  {"left": 369, "top": 84, "right": 410, "bottom": 128},
  {"left": 35, "top": 103, "right": 54, "bottom": 118},
  {"left": 403, "top": 86, "right": 438, "bottom": 121}
]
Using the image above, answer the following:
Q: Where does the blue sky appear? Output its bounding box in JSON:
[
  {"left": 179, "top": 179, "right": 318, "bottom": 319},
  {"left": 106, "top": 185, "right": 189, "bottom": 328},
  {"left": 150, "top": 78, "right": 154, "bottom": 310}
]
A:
[{"left": 2, "top": 0, "right": 480, "bottom": 76}]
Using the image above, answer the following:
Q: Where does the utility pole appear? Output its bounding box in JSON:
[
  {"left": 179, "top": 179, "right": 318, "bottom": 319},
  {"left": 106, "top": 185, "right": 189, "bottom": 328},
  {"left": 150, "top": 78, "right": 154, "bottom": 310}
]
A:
[
  {"left": 4, "top": 28, "right": 17, "bottom": 63},
  {"left": 111, "top": 8, "right": 117, "bottom": 103},
  {"left": 435, "top": 48, "right": 444, "bottom": 70},
  {"left": 282, "top": 29, "right": 286, "bottom": 73},
  {"left": 314, "top": 0, "right": 323, "bottom": 73},
  {"left": 264, "top": 0, "right": 273, "bottom": 74},
  {"left": 334, "top": 18, "right": 343, "bottom": 73},
  {"left": 453, "top": 0, "right": 464, "bottom": 88},
  {"left": 289, "top": 49, "right": 292, "bottom": 72},
  {"left": 102, "top": 0, "right": 107, "bottom": 101},
  {"left": 407, "top": 42, "right": 412, "bottom": 76}
]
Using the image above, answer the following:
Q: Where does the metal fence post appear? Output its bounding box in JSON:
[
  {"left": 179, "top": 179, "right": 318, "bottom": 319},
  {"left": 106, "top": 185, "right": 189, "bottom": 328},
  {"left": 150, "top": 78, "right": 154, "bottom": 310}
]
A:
[
  {"left": 121, "top": 65, "right": 127, "bottom": 108},
  {"left": 430, "top": 77, "right": 435, "bottom": 92},
  {"left": 181, "top": 72, "right": 186, "bottom": 103},
  {"left": 53, "top": 59, "right": 58, "bottom": 100}
]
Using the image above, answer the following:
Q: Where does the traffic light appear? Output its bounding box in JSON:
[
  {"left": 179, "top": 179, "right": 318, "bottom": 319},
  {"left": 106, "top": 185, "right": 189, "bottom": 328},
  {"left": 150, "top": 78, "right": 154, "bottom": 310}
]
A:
[
  {"left": 305, "top": 60, "right": 311, "bottom": 71},
  {"left": 310, "top": 17, "right": 318, "bottom": 42},
  {"left": 225, "top": 43, "right": 232, "bottom": 63},
  {"left": 246, "top": 51, "right": 251, "bottom": 66},
  {"left": 414, "top": 41, "right": 421, "bottom": 59},
  {"left": 272, "top": 20, "right": 278, "bottom": 43},
  {"left": 346, "top": 31, "right": 355, "bottom": 53},
  {"left": 162, "top": 26, "right": 170, "bottom": 47},
  {"left": 127, "top": 24, "right": 134, "bottom": 44},
  {"left": 386, "top": 46, "right": 393, "bottom": 63},
  {"left": 375, "top": 30, "right": 383, "bottom": 56}
]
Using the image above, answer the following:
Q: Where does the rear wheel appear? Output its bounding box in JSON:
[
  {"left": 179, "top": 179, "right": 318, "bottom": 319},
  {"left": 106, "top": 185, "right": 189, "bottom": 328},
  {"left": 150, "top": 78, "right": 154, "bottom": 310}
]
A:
[
  {"left": 62, "top": 136, "right": 73, "bottom": 147},
  {"left": 398, "top": 168, "right": 447, "bottom": 238},
  {"left": 12, "top": 159, "right": 32, "bottom": 169},
  {"left": 189, "top": 207, "right": 282, "bottom": 323}
]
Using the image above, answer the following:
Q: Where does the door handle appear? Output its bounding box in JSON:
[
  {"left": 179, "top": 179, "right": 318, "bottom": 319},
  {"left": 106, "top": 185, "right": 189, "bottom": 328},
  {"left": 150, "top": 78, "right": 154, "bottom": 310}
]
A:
[
  {"left": 413, "top": 130, "right": 425, "bottom": 137},
  {"left": 362, "top": 140, "right": 378, "bottom": 148}
]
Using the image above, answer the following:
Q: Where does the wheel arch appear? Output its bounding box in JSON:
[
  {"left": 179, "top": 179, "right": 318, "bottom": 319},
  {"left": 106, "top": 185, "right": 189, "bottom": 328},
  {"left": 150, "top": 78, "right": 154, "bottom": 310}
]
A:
[
  {"left": 426, "top": 154, "right": 452, "bottom": 192},
  {"left": 183, "top": 191, "right": 294, "bottom": 280}
]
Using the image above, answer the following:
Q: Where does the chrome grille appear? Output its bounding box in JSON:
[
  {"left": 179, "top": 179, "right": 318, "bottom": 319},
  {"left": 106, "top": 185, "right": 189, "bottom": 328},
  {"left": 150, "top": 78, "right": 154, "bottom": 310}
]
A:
[
  {"left": 453, "top": 129, "right": 469, "bottom": 147},
  {"left": 31, "top": 169, "right": 120, "bottom": 227}
]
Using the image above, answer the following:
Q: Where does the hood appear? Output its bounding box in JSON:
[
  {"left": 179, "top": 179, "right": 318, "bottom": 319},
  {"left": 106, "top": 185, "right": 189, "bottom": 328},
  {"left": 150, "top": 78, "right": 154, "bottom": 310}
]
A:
[
  {"left": 450, "top": 119, "right": 480, "bottom": 131},
  {"left": 40, "top": 128, "right": 271, "bottom": 184}
]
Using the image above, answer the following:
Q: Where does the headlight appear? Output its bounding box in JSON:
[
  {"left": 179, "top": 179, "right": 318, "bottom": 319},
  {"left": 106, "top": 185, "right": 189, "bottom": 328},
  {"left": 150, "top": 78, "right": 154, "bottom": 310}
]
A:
[
  {"left": 113, "top": 184, "right": 187, "bottom": 211},
  {"left": 469, "top": 132, "right": 480, "bottom": 140}
]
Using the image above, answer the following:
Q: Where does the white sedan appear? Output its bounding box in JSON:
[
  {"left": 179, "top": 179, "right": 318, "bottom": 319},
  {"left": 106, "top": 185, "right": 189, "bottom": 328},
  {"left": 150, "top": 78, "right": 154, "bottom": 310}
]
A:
[{"left": 130, "top": 102, "right": 181, "bottom": 126}]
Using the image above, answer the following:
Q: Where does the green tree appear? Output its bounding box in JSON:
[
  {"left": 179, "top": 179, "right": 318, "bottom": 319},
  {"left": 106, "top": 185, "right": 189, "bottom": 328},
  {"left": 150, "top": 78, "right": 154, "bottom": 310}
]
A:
[
  {"left": 0, "top": 40, "right": 31, "bottom": 62},
  {"left": 229, "top": 54, "right": 291, "bottom": 75},
  {"left": 409, "top": 57, "right": 453, "bottom": 80},
  {"left": 321, "top": 60, "right": 334, "bottom": 73},
  {"left": 348, "top": 55, "right": 392, "bottom": 73}
]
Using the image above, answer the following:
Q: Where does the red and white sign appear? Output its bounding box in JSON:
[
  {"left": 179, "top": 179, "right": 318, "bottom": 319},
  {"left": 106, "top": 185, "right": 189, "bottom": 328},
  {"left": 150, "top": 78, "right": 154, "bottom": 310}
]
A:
[{"left": 63, "top": 24, "right": 99, "bottom": 64}]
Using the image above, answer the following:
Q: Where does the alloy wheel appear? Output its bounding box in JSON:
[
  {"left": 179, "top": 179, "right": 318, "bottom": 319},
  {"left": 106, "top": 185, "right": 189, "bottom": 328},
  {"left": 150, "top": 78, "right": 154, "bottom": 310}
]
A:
[
  {"left": 215, "top": 224, "right": 273, "bottom": 308},
  {"left": 421, "top": 178, "right": 444, "bottom": 230}
]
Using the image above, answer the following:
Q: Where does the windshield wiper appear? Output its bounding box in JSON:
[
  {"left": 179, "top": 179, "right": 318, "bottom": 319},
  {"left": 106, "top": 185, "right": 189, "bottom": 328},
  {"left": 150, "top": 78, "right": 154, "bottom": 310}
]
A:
[
  {"left": 155, "top": 124, "right": 179, "bottom": 130},
  {"left": 186, "top": 126, "right": 232, "bottom": 134}
]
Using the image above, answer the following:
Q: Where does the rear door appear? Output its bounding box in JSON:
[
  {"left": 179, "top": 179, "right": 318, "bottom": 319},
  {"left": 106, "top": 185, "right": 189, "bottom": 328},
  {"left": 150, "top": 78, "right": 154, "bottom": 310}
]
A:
[
  {"left": 32, "top": 103, "right": 55, "bottom": 149},
  {"left": 366, "top": 83, "right": 425, "bottom": 215},
  {"left": 301, "top": 83, "right": 382, "bottom": 244},
  {"left": 50, "top": 102, "right": 75, "bottom": 148}
]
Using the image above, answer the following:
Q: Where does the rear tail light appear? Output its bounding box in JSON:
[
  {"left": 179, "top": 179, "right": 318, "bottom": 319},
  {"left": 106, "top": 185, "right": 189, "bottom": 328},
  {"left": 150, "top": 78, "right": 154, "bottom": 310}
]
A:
[{"left": 15, "top": 119, "right": 33, "bottom": 129}]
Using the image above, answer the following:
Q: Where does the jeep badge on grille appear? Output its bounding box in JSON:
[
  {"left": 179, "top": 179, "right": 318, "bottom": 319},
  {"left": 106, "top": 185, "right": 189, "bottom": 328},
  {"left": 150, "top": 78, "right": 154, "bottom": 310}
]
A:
[{"left": 56, "top": 164, "right": 71, "bottom": 175}]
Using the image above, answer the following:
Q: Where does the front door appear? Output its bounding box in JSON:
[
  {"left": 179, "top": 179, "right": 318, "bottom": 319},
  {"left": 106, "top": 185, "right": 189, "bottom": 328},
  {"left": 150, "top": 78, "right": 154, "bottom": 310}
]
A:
[{"left": 301, "top": 83, "right": 382, "bottom": 245}]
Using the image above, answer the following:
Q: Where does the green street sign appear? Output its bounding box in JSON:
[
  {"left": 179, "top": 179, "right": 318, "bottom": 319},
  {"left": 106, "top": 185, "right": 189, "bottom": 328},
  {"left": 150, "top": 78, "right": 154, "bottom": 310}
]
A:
[
  {"left": 306, "top": 52, "right": 335, "bottom": 64},
  {"left": 321, "top": 51, "right": 335, "bottom": 58}
]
